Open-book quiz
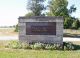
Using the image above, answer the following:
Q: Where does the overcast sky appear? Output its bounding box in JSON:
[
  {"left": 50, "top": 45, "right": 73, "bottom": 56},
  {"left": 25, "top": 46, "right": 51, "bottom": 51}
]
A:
[{"left": 0, "top": 0, "right": 80, "bottom": 26}]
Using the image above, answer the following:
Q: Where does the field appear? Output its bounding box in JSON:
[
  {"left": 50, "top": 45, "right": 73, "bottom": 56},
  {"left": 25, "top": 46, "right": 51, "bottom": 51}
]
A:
[
  {"left": 64, "top": 29, "right": 80, "bottom": 37},
  {"left": 0, "top": 28, "right": 18, "bottom": 36}
]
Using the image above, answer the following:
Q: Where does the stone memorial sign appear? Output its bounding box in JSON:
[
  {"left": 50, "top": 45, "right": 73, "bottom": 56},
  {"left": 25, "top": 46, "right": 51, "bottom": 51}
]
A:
[
  {"left": 18, "top": 16, "right": 63, "bottom": 44},
  {"left": 26, "top": 22, "right": 56, "bottom": 35}
]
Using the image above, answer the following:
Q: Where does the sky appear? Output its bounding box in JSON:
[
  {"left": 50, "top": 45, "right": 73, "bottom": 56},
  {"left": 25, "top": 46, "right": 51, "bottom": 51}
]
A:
[
  {"left": 68, "top": 0, "right": 80, "bottom": 18},
  {"left": 0, "top": 0, "right": 80, "bottom": 26}
]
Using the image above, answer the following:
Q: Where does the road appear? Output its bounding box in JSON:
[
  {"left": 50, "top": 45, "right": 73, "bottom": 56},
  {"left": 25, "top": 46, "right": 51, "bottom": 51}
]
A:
[
  {"left": 63, "top": 37, "right": 80, "bottom": 41},
  {"left": 0, "top": 36, "right": 80, "bottom": 41},
  {"left": 0, "top": 36, "right": 18, "bottom": 40}
]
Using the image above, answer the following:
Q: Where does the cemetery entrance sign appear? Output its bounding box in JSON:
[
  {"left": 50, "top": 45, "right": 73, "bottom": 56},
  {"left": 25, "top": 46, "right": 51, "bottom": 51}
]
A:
[{"left": 18, "top": 16, "right": 63, "bottom": 44}]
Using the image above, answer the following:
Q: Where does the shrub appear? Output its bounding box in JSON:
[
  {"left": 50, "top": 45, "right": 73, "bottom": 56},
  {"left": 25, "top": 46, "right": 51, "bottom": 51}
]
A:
[
  {"left": 7, "top": 40, "right": 22, "bottom": 49},
  {"left": 64, "top": 17, "right": 73, "bottom": 29},
  {"left": 33, "top": 42, "right": 45, "bottom": 50},
  {"left": 14, "top": 24, "right": 19, "bottom": 32},
  {"left": 73, "top": 45, "right": 80, "bottom": 50},
  {"left": 5, "top": 44, "right": 9, "bottom": 48},
  {"left": 78, "top": 27, "right": 80, "bottom": 30},
  {"left": 64, "top": 46, "right": 67, "bottom": 50},
  {"left": 5, "top": 41, "right": 77, "bottom": 50},
  {"left": 72, "top": 19, "right": 80, "bottom": 29},
  {"left": 45, "top": 44, "right": 62, "bottom": 50},
  {"left": 22, "top": 43, "right": 32, "bottom": 49},
  {"left": 45, "top": 44, "right": 55, "bottom": 50},
  {"left": 30, "top": 45, "right": 34, "bottom": 49},
  {"left": 63, "top": 42, "right": 75, "bottom": 50},
  {"left": 54, "top": 44, "right": 63, "bottom": 50}
]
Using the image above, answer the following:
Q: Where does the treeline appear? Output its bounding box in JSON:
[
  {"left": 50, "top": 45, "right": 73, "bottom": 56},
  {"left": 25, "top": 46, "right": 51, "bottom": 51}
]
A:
[
  {"left": 64, "top": 18, "right": 80, "bottom": 29},
  {"left": 0, "top": 25, "right": 16, "bottom": 28},
  {"left": 15, "top": 0, "right": 80, "bottom": 32},
  {"left": 25, "top": 0, "right": 80, "bottom": 30}
]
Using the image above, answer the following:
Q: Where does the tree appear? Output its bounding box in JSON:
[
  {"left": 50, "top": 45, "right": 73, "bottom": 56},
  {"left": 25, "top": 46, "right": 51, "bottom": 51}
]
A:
[
  {"left": 72, "top": 19, "right": 80, "bottom": 29},
  {"left": 27, "top": 0, "right": 46, "bottom": 16},
  {"left": 15, "top": 24, "right": 18, "bottom": 32},
  {"left": 25, "top": 12, "right": 34, "bottom": 17},
  {"left": 48, "top": 0, "right": 76, "bottom": 17},
  {"left": 47, "top": 0, "right": 76, "bottom": 29},
  {"left": 68, "top": 5, "right": 76, "bottom": 14},
  {"left": 64, "top": 17, "right": 73, "bottom": 29},
  {"left": 48, "top": 0, "right": 68, "bottom": 17}
]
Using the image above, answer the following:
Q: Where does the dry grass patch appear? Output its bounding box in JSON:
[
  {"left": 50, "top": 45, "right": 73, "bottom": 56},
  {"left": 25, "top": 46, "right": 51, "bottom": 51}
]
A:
[
  {"left": 0, "top": 28, "right": 18, "bottom": 36},
  {"left": 64, "top": 29, "right": 80, "bottom": 37}
]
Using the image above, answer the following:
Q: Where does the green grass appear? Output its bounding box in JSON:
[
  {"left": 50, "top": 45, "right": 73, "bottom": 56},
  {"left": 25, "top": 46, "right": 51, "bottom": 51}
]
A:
[
  {"left": 0, "top": 49, "right": 80, "bottom": 58},
  {"left": 0, "top": 40, "right": 80, "bottom": 58}
]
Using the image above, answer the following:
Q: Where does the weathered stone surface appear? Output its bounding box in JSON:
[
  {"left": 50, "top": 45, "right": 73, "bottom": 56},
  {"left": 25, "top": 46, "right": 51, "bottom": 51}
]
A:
[{"left": 18, "top": 16, "right": 63, "bottom": 44}]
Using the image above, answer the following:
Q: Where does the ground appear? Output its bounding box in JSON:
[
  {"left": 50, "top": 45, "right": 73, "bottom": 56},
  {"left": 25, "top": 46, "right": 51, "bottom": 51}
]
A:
[
  {"left": 0, "top": 40, "right": 80, "bottom": 58},
  {"left": 0, "top": 28, "right": 18, "bottom": 36},
  {"left": 64, "top": 29, "right": 80, "bottom": 37},
  {"left": 0, "top": 28, "right": 80, "bottom": 58},
  {"left": 0, "top": 49, "right": 80, "bottom": 58}
]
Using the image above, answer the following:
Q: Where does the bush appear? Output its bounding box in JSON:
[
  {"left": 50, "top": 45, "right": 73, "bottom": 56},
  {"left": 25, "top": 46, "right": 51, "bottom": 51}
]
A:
[
  {"left": 6, "top": 40, "right": 22, "bottom": 49},
  {"left": 72, "top": 19, "right": 80, "bottom": 29},
  {"left": 33, "top": 42, "right": 45, "bottom": 50},
  {"left": 22, "top": 43, "right": 32, "bottom": 49},
  {"left": 45, "top": 44, "right": 62, "bottom": 50},
  {"left": 54, "top": 44, "right": 62, "bottom": 50},
  {"left": 78, "top": 27, "right": 80, "bottom": 30},
  {"left": 45, "top": 44, "right": 55, "bottom": 50},
  {"left": 63, "top": 42, "right": 75, "bottom": 50},
  {"left": 30, "top": 45, "right": 34, "bottom": 49},
  {"left": 64, "top": 17, "right": 73, "bottom": 29},
  {"left": 5, "top": 41, "right": 78, "bottom": 50},
  {"left": 14, "top": 24, "right": 19, "bottom": 32}
]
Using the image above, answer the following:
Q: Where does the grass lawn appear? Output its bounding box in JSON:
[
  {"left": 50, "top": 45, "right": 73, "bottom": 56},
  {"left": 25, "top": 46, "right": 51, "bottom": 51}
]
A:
[{"left": 0, "top": 49, "right": 80, "bottom": 58}]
